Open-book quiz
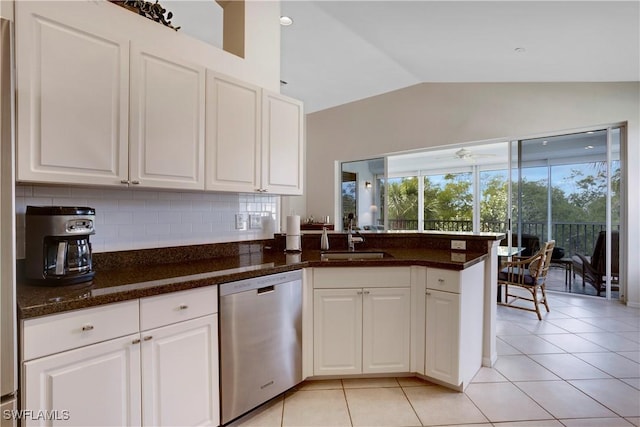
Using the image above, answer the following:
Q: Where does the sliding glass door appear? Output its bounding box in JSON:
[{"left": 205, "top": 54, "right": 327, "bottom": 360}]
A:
[{"left": 514, "top": 128, "right": 622, "bottom": 299}]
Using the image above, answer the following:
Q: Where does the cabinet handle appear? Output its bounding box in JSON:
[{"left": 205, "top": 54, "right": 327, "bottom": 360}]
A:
[
  {"left": 178, "top": 304, "right": 188, "bottom": 310},
  {"left": 143, "top": 335, "right": 153, "bottom": 341},
  {"left": 81, "top": 324, "right": 94, "bottom": 331},
  {"left": 426, "top": 292, "right": 431, "bottom": 296},
  {"left": 131, "top": 180, "right": 140, "bottom": 185},
  {"left": 132, "top": 338, "right": 141, "bottom": 344},
  {"left": 438, "top": 278, "right": 445, "bottom": 284},
  {"left": 120, "top": 179, "right": 129, "bottom": 185},
  {"left": 363, "top": 290, "right": 370, "bottom": 295},
  {"left": 356, "top": 291, "right": 363, "bottom": 295}
]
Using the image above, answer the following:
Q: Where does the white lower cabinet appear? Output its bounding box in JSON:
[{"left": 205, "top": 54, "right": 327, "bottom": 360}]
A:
[
  {"left": 424, "top": 263, "right": 485, "bottom": 390},
  {"left": 313, "top": 287, "right": 411, "bottom": 376},
  {"left": 21, "top": 287, "right": 219, "bottom": 427},
  {"left": 362, "top": 288, "right": 411, "bottom": 373},
  {"left": 141, "top": 315, "right": 218, "bottom": 427},
  {"left": 313, "top": 288, "right": 362, "bottom": 375},
  {"left": 23, "top": 334, "right": 142, "bottom": 427},
  {"left": 425, "top": 289, "right": 460, "bottom": 384}
]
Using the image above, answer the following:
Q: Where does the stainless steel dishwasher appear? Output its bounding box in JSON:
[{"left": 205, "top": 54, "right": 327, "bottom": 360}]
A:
[{"left": 219, "top": 270, "right": 303, "bottom": 425}]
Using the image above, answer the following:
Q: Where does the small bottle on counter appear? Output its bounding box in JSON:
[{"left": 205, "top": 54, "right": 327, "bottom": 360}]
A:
[{"left": 320, "top": 227, "right": 330, "bottom": 251}]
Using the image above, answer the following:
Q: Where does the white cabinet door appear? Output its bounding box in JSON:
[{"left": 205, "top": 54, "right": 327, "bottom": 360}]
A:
[
  {"left": 23, "top": 334, "right": 142, "bottom": 427},
  {"left": 261, "top": 91, "right": 303, "bottom": 195},
  {"left": 129, "top": 42, "right": 205, "bottom": 190},
  {"left": 425, "top": 289, "right": 460, "bottom": 386},
  {"left": 313, "top": 289, "right": 362, "bottom": 376},
  {"left": 15, "top": 1, "right": 129, "bottom": 186},
  {"left": 141, "top": 315, "right": 219, "bottom": 427},
  {"left": 205, "top": 71, "right": 261, "bottom": 192},
  {"left": 362, "top": 287, "right": 411, "bottom": 373}
]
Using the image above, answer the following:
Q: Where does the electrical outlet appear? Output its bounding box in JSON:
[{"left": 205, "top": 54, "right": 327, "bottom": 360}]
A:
[
  {"left": 451, "top": 240, "right": 466, "bottom": 250},
  {"left": 235, "top": 214, "right": 247, "bottom": 230}
]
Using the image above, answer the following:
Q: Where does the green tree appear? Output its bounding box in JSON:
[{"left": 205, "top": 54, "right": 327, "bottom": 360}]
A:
[{"left": 387, "top": 177, "right": 419, "bottom": 221}]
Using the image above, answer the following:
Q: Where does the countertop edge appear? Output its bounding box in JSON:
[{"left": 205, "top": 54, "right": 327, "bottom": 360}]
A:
[{"left": 18, "top": 253, "right": 489, "bottom": 319}]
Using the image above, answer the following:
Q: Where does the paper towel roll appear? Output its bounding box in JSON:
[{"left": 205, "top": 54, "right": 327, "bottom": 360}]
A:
[
  {"left": 286, "top": 235, "right": 301, "bottom": 252},
  {"left": 286, "top": 215, "right": 301, "bottom": 251},
  {"left": 286, "top": 215, "right": 301, "bottom": 235}
]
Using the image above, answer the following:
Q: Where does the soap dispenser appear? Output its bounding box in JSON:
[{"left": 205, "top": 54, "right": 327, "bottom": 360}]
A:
[{"left": 320, "top": 227, "right": 330, "bottom": 251}]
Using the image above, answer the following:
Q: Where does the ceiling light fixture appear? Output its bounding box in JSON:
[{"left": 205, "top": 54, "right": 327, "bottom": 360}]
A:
[{"left": 280, "top": 16, "right": 293, "bottom": 26}]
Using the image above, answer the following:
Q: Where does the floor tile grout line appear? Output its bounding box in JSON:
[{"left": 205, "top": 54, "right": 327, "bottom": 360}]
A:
[
  {"left": 340, "top": 379, "right": 355, "bottom": 427},
  {"left": 397, "top": 382, "right": 427, "bottom": 427}
]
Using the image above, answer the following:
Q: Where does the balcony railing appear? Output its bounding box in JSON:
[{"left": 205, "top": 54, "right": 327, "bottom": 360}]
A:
[{"left": 382, "top": 219, "right": 618, "bottom": 256}]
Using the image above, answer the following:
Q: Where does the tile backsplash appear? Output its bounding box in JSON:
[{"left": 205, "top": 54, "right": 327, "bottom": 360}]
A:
[{"left": 15, "top": 184, "right": 280, "bottom": 258}]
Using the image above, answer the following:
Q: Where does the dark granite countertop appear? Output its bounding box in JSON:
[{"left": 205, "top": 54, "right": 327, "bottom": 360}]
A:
[{"left": 17, "top": 232, "right": 502, "bottom": 319}]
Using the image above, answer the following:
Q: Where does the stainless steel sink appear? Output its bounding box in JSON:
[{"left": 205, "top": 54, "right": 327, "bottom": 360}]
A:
[{"left": 320, "top": 251, "right": 387, "bottom": 261}]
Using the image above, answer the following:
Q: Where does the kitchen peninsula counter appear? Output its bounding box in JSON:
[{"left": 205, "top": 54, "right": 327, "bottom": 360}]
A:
[{"left": 17, "top": 232, "right": 503, "bottom": 319}]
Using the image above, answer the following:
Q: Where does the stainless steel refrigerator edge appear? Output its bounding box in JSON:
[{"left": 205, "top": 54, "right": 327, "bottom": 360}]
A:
[{"left": 0, "top": 15, "right": 18, "bottom": 427}]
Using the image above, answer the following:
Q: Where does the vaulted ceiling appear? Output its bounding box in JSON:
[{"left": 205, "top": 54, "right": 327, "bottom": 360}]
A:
[{"left": 279, "top": 1, "right": 640, "bottom": 113}]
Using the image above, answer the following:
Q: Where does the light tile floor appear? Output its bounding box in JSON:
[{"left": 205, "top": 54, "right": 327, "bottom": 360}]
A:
[{"left": 228, "top": 291, "right": 640, "bottom": 427}]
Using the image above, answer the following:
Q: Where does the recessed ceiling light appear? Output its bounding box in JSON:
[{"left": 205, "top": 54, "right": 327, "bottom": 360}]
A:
[
  {"left": 280, "top": 16, "right": 293, "bottom": 26},
  {"left": 542, "top": 140, "right": 548, "bottom": 146},
  {"left": 586, "top": 131, "right": 595, "bottom": 134},
  {"left": 585, "top": 145, "right": 594, "bottom": 149}
]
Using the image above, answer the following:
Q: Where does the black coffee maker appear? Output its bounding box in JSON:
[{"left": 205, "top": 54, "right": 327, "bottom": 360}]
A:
[{"left": 25, "top": 206, "right": 96, "bottom": 285}]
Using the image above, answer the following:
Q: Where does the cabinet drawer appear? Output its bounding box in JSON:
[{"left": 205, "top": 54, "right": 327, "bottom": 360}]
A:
[
  {"left": 426, "top": 268, "right": 461, "bottom": 293},
  {"left": 313, "top": 267, "right": 411, "bottom": 289},
  {"left": 140, "top": 286, "right": 217, "bottom": 331},
  {"left": 22, "top": 300, "right": 139, "bottom": 361}
]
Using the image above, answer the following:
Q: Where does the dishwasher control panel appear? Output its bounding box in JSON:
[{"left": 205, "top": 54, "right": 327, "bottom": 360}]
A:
[{"left": 219, "top": 270, "right": 302, "bottom": 296}]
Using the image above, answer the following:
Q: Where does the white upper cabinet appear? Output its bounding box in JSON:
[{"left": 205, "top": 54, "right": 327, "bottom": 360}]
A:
[
  {"left": 129, "top": 42, "right": 205, "bottom": 190},
  {"left": 206, "top": 77, "right": 304, "bottom": 195},
  {"left": 15, "top": 1, "right": 303, "bottom": 194},
  {"left": 15, "top": 1, "right": 129, "bottom": 186},
  {"left": 205, "top": 71, "right": 261, "bottom": 192},
  {"left": 261, "top": 91, "right": 304, "bottom": 195}
]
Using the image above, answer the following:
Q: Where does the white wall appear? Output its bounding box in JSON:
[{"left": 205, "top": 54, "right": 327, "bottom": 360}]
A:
[
  {"left": 301, "top": 82, "right": 640, "bottom": 306},
  {"left": 15, "top": 185, "right": 279, "bottom": 256}
]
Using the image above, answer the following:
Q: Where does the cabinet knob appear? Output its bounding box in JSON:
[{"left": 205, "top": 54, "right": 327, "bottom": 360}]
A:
[
  {"left": 356, "top": 291, "right": 363, "bottom": 295},
  {"left": 426, "top": 292, "right": 431, "bottom": 296},
  {"left": 143, "top": 335, "right": 153, "bottom": 341},
  {"left": 178, "top": 304, "right": 188, "bottom": 310},
  {"left": 363, "top": 290, "right": 370, "bottom": 295},
  {"left": 81, "top": 324, "right": 94, "bottom": 331},
  {"left": 131, "top": 180, "right": 140, "bottom": 185},
  {"left": 438, "top": 278, "right": 445, "bottom": 284},
  {"left": 132, "top": 338, "right": 141, "bottom": 344},
  {"left": 120, "top": 179, "right": 129, "bottom": 185}
]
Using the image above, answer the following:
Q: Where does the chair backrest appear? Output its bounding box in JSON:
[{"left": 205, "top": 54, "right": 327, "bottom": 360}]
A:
[
  {"left": 591, "top": 231, "right": 619, "bottom": 275},
  {"left": 529, "top": 240, "right": 556, "bottom": 281}
]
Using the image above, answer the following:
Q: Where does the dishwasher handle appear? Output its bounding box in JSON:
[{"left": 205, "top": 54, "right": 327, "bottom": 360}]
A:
[{"left": 257, "top": 285, "right": 275, "bottom": 294}]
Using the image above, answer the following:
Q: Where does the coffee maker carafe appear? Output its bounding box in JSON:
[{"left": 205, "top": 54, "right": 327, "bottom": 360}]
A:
[{"left": 26, "top": 206, "right": 96, "bottom": 285}]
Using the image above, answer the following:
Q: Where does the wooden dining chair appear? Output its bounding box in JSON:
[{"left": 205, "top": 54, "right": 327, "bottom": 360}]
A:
[{"left": 498, "top": 240, "right": 556, "bottom": 320}]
